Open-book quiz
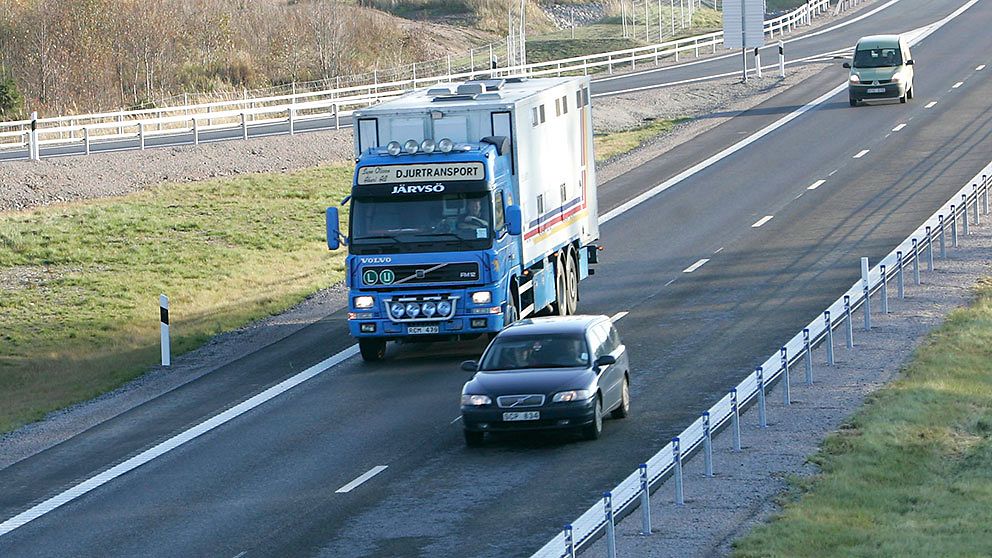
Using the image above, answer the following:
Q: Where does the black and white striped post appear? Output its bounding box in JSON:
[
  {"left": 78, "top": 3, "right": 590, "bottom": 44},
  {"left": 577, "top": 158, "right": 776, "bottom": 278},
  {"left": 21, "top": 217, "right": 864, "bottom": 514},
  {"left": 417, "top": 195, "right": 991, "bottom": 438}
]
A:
[
  {"left": 29, "top": 111, "right": 39, "bottom": 161},
  {"left": 160, "top": 294, "right": 171, "bottom": 367},
  {"left": 754, "top": 47, "right": 762, "bottom": 78},
  {"left": 778, "top": 41, "right": 786, "bottom": 77}
]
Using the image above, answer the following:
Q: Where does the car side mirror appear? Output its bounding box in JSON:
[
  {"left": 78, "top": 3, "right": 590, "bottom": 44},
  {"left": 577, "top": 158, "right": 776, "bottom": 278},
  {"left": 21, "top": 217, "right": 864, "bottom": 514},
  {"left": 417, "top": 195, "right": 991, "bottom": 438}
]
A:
[
  {"left": 842, "top": 62, "right": 851, "bottom": 69},
  {"left": 595, "top": 355, "right": 616, "bottom": 368},
  {"left": 505, "top": 205, "right": 522, "bottom": 236},
  {"left": 906, "top": 59, "right": 914, "bottom": 65},
  {"left": 461, "top": 360, "right": 479, "bottom": 372}
]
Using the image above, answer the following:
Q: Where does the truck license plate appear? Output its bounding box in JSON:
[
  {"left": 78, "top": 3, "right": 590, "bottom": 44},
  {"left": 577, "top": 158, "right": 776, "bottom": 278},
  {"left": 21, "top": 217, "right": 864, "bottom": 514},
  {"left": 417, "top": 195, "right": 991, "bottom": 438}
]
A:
[
  {"left": 866, "top": 87, "right": 885, "bottom": 94},
  {"left": 407, "top": 325, "right": 439, "bottom": 335},
  {"left": 503, "top": 411, "right": 540, "bottom": 421}
]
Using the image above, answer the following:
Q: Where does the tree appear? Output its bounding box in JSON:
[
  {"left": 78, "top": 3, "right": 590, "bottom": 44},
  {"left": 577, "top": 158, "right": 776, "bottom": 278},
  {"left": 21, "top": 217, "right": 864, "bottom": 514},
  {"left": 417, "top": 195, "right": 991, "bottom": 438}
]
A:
[{"left": 0, "top": 75, "right": 23, "bottom": 118}]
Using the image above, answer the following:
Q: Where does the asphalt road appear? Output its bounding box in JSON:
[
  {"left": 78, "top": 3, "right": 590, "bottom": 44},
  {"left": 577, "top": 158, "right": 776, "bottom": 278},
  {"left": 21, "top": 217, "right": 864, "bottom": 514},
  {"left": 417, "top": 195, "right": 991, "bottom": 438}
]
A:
[
  {"left": 1, "top": 0, "right": 989, "bottom": 556},
  {"left": 0, "top": 0, "right": 931, "bottom": 163}
]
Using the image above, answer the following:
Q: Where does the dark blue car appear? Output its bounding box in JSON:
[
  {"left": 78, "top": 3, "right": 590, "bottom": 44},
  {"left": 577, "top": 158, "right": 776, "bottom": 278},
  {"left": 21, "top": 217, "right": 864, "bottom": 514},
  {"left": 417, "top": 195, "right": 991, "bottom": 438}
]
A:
[{"left": 460, "top": 315, "right": 630, "bottom": 446}]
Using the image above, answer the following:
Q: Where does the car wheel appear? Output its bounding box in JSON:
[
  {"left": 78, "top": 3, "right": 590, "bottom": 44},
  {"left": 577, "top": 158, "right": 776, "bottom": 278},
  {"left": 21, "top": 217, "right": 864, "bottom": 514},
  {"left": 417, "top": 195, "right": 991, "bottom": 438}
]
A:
[
  {"left": 582, "top": 397, "right": 603, "bottom": 441},
  {"left": 464, "top": 430, "right": 485, "bottom": 447},
  {"left": 849, "top": 97, "right": 858, "bottom": 107},
  {"left": 359, "top": 338, "right": 387, "bottom": 362},
  {"left": 611, "top": 377, "right": 630, "bottom": 419},
  {"left": 565, "top": 250, "right": 579, "bottom": 316}
]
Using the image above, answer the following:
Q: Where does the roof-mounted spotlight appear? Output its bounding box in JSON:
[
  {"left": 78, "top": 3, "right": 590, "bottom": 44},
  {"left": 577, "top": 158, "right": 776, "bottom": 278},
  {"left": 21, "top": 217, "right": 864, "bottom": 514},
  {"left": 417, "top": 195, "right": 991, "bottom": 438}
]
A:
[
  {"left": 437, "top": 138, "right": 454, "bottom": 153},
  {"left": 386, "top": 141, "right": 402, "bottom": 156},
  {"left": 420, "top": 139, "right": 436, "bottom": 153},
  {"left": 403, "top": 139, "right": 419, "bottom": 154}
]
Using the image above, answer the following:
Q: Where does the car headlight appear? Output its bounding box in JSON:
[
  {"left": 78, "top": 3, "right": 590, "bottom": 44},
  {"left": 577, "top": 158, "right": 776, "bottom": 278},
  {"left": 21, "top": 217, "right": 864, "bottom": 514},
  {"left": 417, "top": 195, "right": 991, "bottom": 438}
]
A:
[
  {"left": 461, "top": 394, "right": 492, "bottom": 406},
  {"left": 553, "top": 389, "right": 592, "bottom": 403},
  {"left": 891, "top": 73, "right": 904, "bottom": 83},
  {"left": 354, "top": 296, "right": 374, "bottom": 309},
  {"left": 471, "top": 291, "right": 492, "bottom": 304},
  {"left": 849, "top": 74, "right": 860, "bottom": 83},
  {"left": 390, "top": 302, "right": 406, "bottom": 317}
]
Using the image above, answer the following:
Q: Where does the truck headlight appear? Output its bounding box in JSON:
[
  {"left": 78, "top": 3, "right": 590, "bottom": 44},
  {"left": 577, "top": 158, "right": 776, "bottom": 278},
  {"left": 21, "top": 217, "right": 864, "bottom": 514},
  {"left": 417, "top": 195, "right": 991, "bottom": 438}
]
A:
[
  {"left": 471, "top": 291, "right": 492, "bottom": 304},
  {"left": 461, "top": 394, "right": 492, "bottom": 406},
  {"left": 354, "top": 296, "right": 374, "bottom": 309},
  {"left": 553, "top": 389, "right": 592, "bottom": 403}
]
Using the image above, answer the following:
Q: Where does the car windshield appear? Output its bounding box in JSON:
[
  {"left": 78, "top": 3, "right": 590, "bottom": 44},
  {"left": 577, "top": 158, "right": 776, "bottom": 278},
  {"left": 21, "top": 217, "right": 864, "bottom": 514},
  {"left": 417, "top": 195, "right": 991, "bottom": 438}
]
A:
[
  {"left": 480, "top": 334, "right": 590, "bottom": 371},
  {"left": 350, "top": 193, "right": 492, "bottom": 254},
  {"left": 853, "top": 47, "right": 902, "bottom": 68}
]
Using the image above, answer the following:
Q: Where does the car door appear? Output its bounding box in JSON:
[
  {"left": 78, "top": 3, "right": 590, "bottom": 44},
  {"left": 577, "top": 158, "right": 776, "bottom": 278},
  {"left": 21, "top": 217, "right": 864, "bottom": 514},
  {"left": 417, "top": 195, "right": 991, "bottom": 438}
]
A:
[{"left": 590, "top": 321, "right": 622, "bottom": 409}]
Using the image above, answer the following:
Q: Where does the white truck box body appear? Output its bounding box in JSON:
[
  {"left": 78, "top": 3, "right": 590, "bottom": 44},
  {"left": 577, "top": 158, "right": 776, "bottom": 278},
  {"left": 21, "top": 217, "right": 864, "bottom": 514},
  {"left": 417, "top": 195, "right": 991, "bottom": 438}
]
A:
[{"left": 352, "top": 76, "right": 598, "bottom": 269}]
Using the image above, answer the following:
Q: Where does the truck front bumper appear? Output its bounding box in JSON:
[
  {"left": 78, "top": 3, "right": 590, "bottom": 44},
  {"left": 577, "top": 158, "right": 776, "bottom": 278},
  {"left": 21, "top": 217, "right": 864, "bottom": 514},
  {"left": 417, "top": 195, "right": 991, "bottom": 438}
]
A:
[{"left": 348, "top": 311, "right": 506, "bottom": 340}]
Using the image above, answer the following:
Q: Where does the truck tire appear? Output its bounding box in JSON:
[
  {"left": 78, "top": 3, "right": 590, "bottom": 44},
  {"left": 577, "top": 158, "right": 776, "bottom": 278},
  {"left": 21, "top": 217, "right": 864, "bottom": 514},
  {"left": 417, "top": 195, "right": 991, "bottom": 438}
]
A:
[
  {"left": 565, "top": 250, "right": 579, "bottom": 315},
  {"left": 550, "top": 253, "right": 568, "bottom": 316},
  {"left": 359, "top": 338, "right": 387, "bottom": 361}
]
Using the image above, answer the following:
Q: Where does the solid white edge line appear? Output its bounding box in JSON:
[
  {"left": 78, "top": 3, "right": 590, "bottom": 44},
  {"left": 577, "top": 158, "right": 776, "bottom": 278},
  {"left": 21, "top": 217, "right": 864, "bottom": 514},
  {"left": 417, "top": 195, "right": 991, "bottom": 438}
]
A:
[
  {"left": 926, "top": 101, "right": 938, "bottom": 108},
  {"left": 682, "top": 259, "right": 710, "bottom": 273},
  {"left": 610, "top": 311, "right": 629, "bottom": 322},
  {"left": 335, "top": 465, "right": 388, "bottom": 494},
  {"left": 0, "top": 344, "right": 361, "bottom": 536},
  {"left": 892, "top": 123, "right": 907, "bottom": 132},
  {"left": 807, "top": 179, "right": 826, "bottom": 190},
  {"left": 751, "top": 215, "right": 774, "bottom": 228},
  {"left": 953, "top": 81, "right": 964, "bottom": 88}
]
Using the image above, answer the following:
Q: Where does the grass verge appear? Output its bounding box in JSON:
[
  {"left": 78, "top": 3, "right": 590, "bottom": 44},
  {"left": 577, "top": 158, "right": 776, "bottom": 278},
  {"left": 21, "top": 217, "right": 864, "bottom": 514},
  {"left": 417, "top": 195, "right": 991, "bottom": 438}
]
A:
[
  {"left": 0, "top": 165, "right": 353, "bottom": 433},
  {"left": 594, "top": 117, "right": 691, "bottom": 165},
  {"left": 732, "top": 277, "right": 992, "bottom": 557}
]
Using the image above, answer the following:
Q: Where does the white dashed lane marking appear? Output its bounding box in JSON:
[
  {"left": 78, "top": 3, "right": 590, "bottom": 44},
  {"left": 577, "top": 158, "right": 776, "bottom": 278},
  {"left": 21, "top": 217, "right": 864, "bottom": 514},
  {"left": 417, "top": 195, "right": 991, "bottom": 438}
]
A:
[
  {"left": 336, "top": 466, "right": 388, "bottom": 494},
  {"left": 751, "top": 216, "right": 774, "bottom": 228},
  {"left": 610, "top": 311, "right": 629, "bottom": 322},
  {"left": 683, "top": 259, "right": 709, "bottom": 273},
  {"left": 926, "top": 101, "right": 938, "bottom": 108},
  {"left": 953, "top": 81, "right": 964, "bottom": 89},
  {"left": 807, "top": 179, "right": 826, "bottom": 190},
  {"left": 892, "top": 123, "right": 907, "bottom": 132},
  {"left": 853, "top": 149, "right": 870, "bottom": 159}
]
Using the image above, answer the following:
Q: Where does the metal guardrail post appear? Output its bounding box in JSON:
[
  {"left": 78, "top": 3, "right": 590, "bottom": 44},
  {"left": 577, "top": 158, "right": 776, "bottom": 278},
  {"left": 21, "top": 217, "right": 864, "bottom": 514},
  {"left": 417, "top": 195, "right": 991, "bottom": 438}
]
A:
[
  {"left": 951, "top": 205, "right": 959, "bottom": 247},
  {"left": 825, "top": 311, "right": 835, "bottom": 364},
  {"left": 974, "top": 185, "right": 981, "bottom": 225},
  {"left": 604, "top": 492, "right": 617, "bottom": 558},
  {"left": 192, "top": 118, "right": 199, "bottom": 145},
  {"left": 756, "top": 367, "right": 767, "bottom": 428},
  {"left": 962, "top": 194, "right": 970, "bottom": 235},
  {"left": 83, "top": 127, "right": 90, "bottom": 156},
  {"left": 897, "top": 251, "right": 905, "bottom": 299},
  {"left": 844, "top": 295, "right": 853, "bottom": 349},
  {"left": 139, "top": 122, "right": 146, "bottom": 150},
  {"left": 926, "top": 227, "right": 935, "bottom": 271},
  {"left": 983, "top": 175, "right": 990, "bottom": 215},
  {"left": 912, "top": 239, "right": 921, "bottom": 285},
  {"left": 639, "top": 464, "right": 652, "bottom": 535},
  {"left": 863, "top": 284, "right": 871, "bottom": 331},
  {"left": 780, "top": 347, "right": 791, "bottom": 405},
  {"left": 803, "top": 329, "right": 813, "bottom": 385},
  {"left": 673, "top": 438, "right": 685, "bottom": 505},
  {"left": 564, "top": 524, "right": 575, "bottom": 558},
  {"left": 702, "top": 412, "right": 714, "bottom": 477},
  {"left": 939, "top": 215, "right": 947, "bottom": 258},
  {"left": 880, "top": 264, "right": 889, "bottom": 314},
  {"left": 730, "top": 389, "right": 742, "bottom": 451}
]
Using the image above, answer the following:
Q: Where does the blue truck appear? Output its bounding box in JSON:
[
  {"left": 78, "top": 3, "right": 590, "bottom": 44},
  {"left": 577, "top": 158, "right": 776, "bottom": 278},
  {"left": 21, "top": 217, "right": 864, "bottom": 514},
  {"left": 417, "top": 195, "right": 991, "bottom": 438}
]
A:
[{"left": 326, "top": 77, "right": 601, "bottom": 361}]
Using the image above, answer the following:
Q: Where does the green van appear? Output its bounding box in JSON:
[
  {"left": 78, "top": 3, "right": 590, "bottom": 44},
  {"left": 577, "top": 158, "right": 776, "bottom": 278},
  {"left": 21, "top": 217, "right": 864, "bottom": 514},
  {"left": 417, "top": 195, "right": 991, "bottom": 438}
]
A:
[{"left": 843, "top": 34, "right": 915, "bottom": 106}]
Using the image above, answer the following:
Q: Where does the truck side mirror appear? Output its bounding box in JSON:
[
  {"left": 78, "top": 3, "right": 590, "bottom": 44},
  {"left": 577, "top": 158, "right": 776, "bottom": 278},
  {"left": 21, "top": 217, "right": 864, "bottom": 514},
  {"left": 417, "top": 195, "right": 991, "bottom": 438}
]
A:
[
  {"left": 326, "top": 207, "right": 341, "bottom": 250},
  {"left": 506, "top": 205, "right": 522, "bottom": 236}
]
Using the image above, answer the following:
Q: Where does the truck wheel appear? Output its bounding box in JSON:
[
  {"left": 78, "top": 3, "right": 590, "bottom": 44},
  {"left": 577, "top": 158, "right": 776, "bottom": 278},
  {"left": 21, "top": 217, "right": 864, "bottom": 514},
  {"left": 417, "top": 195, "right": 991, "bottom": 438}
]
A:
[
  {"left": 565, "top": 251, "right": 579, "bottom": 315},
  {"left": 551, "top": 253, "right": 568, "bottom": 316},
  {"left": 359, "top": 339, "right": 387, "bottom": 362}
]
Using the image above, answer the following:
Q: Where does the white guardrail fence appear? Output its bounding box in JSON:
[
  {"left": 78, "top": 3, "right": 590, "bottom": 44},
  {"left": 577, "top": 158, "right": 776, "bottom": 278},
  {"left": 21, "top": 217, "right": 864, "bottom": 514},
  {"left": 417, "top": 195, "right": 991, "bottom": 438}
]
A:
[
  {"left": 0, "top": 0, "right": 840, "bottom": 160},
  {"left": 531, "top": 162, "right": 992, "bottom": 558}
]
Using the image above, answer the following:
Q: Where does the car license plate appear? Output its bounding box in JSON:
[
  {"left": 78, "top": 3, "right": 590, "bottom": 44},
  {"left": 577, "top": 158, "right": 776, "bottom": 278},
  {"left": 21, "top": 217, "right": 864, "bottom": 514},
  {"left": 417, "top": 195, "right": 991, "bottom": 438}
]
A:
[
  {"left": 407, "top": 325, "right": 439, "bottom": 335},
  {"left": 866, "top": 87, "right": 885, "bottom": 94},
  {"left": 503, "top": 411, "right": 540, "bottom": 421}
]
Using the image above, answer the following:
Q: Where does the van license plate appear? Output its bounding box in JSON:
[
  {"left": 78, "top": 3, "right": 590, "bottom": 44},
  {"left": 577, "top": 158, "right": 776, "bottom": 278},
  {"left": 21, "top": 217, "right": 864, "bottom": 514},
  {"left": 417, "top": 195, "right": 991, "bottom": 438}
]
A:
[
  {"left": 503, "top": 411, "right": 540, "bottom": 421},
  {"left": 866, "top": 87, "right": 885, "bottom": 93},
  {"left": 407, "top": 325, "right": 439, "bottom": 335}
]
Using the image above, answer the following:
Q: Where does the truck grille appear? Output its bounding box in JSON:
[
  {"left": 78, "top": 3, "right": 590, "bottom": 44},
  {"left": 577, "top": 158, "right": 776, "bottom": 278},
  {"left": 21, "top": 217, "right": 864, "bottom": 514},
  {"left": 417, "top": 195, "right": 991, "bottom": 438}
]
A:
[{"left": 362, "top": 262, "right": 480, "bottom": 287}]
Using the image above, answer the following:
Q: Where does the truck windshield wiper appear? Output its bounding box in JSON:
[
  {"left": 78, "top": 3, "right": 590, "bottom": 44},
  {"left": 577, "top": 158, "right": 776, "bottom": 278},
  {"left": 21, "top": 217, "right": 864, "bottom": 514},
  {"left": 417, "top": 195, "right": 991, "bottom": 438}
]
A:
[
  {"left": 413, "top": 232, "right": 465, "bottom": 240},
  {"left": 354, "top": 234, "right": 402, "bottom": 244}
]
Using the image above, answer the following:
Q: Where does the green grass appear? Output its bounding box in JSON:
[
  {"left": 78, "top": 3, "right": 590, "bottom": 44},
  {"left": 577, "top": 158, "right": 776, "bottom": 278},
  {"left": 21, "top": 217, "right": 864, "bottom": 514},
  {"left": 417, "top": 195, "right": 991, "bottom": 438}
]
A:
[
  {"left": 594, "top": 117, "right": 691, "bottom": 164},
  {"left": 0, "top": 165, "right": 354, "bottom": 433},
  {"left": 732, "top": 277, "right": 992, "bottom": 557}
]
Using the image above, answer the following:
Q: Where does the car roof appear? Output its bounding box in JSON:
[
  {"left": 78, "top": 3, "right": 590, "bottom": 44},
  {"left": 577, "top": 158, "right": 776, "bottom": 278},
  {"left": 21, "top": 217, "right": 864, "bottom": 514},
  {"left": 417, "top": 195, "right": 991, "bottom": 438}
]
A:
[
  {"left": 497, "top": 315, "right": 610, "bottom": 337},
  {"left": 855, "top": 34, "right": 902, "bottom": 48}
]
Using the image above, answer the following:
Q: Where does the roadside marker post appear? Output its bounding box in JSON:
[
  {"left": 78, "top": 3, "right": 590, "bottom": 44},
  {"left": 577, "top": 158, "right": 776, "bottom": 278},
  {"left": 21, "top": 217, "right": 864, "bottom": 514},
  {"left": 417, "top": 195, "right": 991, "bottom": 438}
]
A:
[
  {"left": 754, "top": 47, "right": 762, "bottom": 78},
  {"left": 29, "top": 111, "right": 39, "bottom": 161},
  {"left": 160, "top": 294, "right": 171, "bottom": 367},
  {"left": 778, "top": 41, "right": 786, "bottom": 77}
]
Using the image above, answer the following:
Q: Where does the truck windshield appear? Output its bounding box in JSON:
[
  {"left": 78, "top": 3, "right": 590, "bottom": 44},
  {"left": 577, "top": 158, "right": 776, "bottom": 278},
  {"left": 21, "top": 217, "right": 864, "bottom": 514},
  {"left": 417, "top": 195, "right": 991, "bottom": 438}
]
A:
[
  {"left": 350, "top": 193, "right": 493, "bottom": 254},
  {"left": 853, "top": 47, "right": 902, "bottom": 68}
]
